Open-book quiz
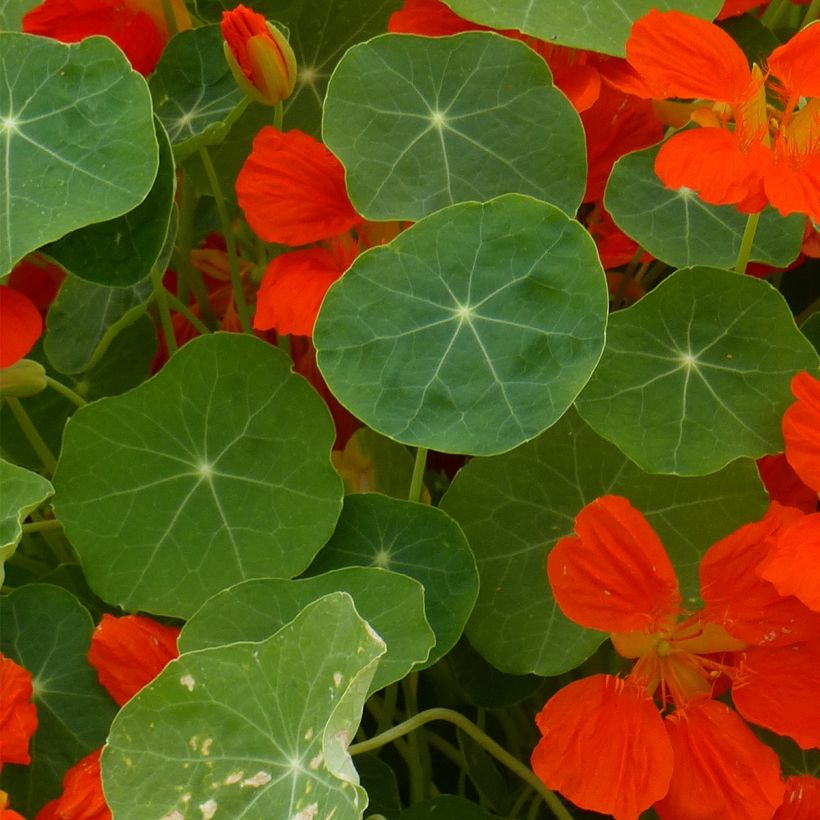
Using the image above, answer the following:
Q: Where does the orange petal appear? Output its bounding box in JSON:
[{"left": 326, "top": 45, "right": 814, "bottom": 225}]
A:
[
  {"left": 87, "top": 614, "right": 180, "bottom": 706},
  {"left": 236, "top": 128, "right": 362, "bottom": 246},
  {"left": 655, "top": 127, "right": 770, "bottom": 207},
  {"left": 765, "top": 151, "right": 820, "bottom": 224},
  {"left": 732, "top": 642, "right": 820, "bottom": 749},
  {"left": 388, "top": 0, "right": 484, "bottom": 35},
  {"left": 757, "top": 514, "right": 820, "bottom": 613},
  {"left": 656, "top": 700, "right": 785, "bottom": 820},
  {"left": 532, "top": 674, "right": 673, "bottom": 820},
  {"left": 0, "top": 654, "right": 38, "bottom": 766},
  {"left": 700, "top": 503, "right": 820, "bottom": 646},
  {"left": 774, "top": 775, "right": 820, "bottom": 820},
  {"left": 0, "top": 285, "right": 42, "bottom": 369},
  {"left": 767, "top": 22, "right": 820, "bottom": 99},
  {"left": 782, "top": 371, "right": 820, "bottom": 495},
  {"left": 34, "top": 748, "right": 110, "bottom": 820},
  {"left": 717, "top": 0, "right": 768, "bottom": 20},
  {"left": 547, "top": 496, "right": 680, "bottom": 633},
  {"left": 756, "top": 454, "right": 818, "bottom": 515},
  {"left": 626, "top": 10, "right": 752, "bottom": 103}
]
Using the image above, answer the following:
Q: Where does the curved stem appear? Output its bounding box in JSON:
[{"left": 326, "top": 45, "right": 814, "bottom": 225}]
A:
[
  {"left": 198, "top": 145, "right": 253, "bottom": 334},
  {"left": 408, "top": 447, "right": 428, "bottom": 503},
  {"left": 4, "top": 398, "right": 57, "bottom": 475},
  {"left": 151, "top": 265, "right": 178, "bottom": 357},
  {"left": 164, "top": 291, "right": 211, "bottom": 336},
  {"left": 734, "top": 211, "right": 761, "bottom": 275},
  {"left": 349, "top": 707, "right": 573, "bottom": 820},
  {"left": 158, "top": 0, "right": 179, "bottom": 37},
  {"left": 45, "top": 377, "right": 87, "bottom": 409},
  {"left": 22, "top": 519, "right": 63, "bottom": 535},
  {"left": 802, "top": 0, "right": 820, "bottom": 26}
]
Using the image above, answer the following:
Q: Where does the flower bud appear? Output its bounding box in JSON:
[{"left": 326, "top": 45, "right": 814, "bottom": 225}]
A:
[
  {"left": 0, "top": 359, "right": 47, "bottom": 398},
  {"left": 221, "top": 5, "right": 297, "bottom": 106}
]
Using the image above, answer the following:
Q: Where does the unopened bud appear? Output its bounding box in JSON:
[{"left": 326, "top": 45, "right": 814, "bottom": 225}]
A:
[{"left": 0, "top": 359, "right": 47, "bottom": 398}]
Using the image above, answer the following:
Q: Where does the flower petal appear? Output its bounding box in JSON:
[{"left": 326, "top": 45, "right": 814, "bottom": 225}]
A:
[
  {"left": 532, "top": 674, "right": 673, "bottom": 820},
  {"left": 765, "top": 151, "right": 820, "bottom": 224},
  {"left": 757, "top": 454, "right": 818, "bottom": 515},
  {"left": 656, "top": 699, "right": 785, "bottom": 820},
  {"left": 626, "top": 10, "right": 752, "bottom": 103},
  {"left": 388, "top": 0, "right": 483, "bottom": 35},
  {"left": 0, "top": 654, "right": 38, "bottom": 766},
  {"left": 0, "top": 285, "right": 43, "bottom": 369},
  {"left": 767, "top": 22, "right": 820, "bottom": 99},
  {"left": 547, "top": 495, "right": 680, "bottom": 633},
  {"left": 732, "top": 642, "right": 820, "bottom": 749},
  {"left": 774, "top": 775, "right": 820, "bottom": 820},
  {"left": 34, "top": 748, "right": 110, "bottom": 820},
  {"left": 782, "top": 371, "right": 820, "bottom": 494}
]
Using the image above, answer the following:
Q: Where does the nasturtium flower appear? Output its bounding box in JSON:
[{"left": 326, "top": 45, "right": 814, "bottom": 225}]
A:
[
  {"left": 0, "top": 285, "right": 43, "bottom": 370},
  {"left": 533, "top": 495, "right": 820, "bottom": 819},
  {"left": 757, "top": 454, "right": 818, "bottom": 514},
  {"left": 774, "top": 776, "right": 820, "bottom": 819},
  {"left": 0, "top": 654, "right": 38, "bottom": 767},
  {"left": 782, "top": 371, "right": 820, "bottom": 495},
  {"left": 86, "top": 613, "right": 180, "bottom": 706},
  {"left": 35, "top": 749, "right": 110, "bottom": 820}
]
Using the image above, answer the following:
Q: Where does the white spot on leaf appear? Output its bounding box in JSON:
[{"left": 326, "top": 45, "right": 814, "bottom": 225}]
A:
[
  {"left": 161, "top": 812, "right": 184, "bottom": 820},
  {"left": 224, "top": 771, "right": 244, "bottom": 785},
  {"left": 333, "top": 672, "right": 343, "bottom": 687},
  {"left": 241, "top": 771, "right": 272, "bottom": 788},
  {"left": 308, "top": 752, "right": 323, "bottom": 771},
  {"left": 180, "top": 674, "right": 196, "bottom": 691},
  {"left": 292, "top": 804, "right": 319, "bottom": 820},
  {"left": 200, "top": 737, "right": 213, "bottom": 756},
  {"left": 303, "top": 727, "right": 313, "bottom": 742},
  {"left": 199, "top": 799, "right": 218, "bottom": 819}
]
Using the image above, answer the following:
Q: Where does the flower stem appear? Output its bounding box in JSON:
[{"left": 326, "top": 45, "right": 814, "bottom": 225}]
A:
[
  {"left": 408, "top": 446, "right": 427, "bottom": 503},
  {"left": 164, "top": 291, "right": 211, "bottom": 336},
  {"left": 158, "top": 0, "right": 179, "bottom": 37},
  {"left": 349, "top": 707, "right": 574, "bottom": 820},
  {"left": 803, "top": 0, "right": 820, "bottom": 25},
  {"left": 151, "top": 265, "right": 178, "bottom": 358},
  {"left": 45, "top": 377, "right": 87, "bottom": 409},
  {"left": 273, "top": 101, "right": 283, "bottom": 131},
  {"left": 734, "top": 211, "right": 761, "bottom": 275},
  {"left": 4, "top": 398, "right": 57, "bottom": 476},
  {"left": 198, "top": 145, "right": 253, "bottom": 333},
  {"left": 22, "top": 519, "right": 63, "bottom": 535}
]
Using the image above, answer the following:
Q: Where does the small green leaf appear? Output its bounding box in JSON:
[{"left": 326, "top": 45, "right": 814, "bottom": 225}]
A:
[
  {"left": 54, "top": 334, "right": 343, "bottom": 617},
  {"left": 439, "top": 409, "right": 768, "bottom": 675},
  {"left": 605, "top": 142, "right": 804, "bottom": 269},
  {"left": 0, "top": 460, "right": 53, "bottom": 585},
  {"left": 43, "top": 118, "right": 175, "bottom": 287},
  {"left": 103, "top": 593, "right": 385, "bottom": 819},
  {"left": 316, "top": 195, "right": 608, "bottom": 456},
  {"left": 575, "top": 267, "right": 819, "bottom": 475},
  {"left": 309, "top": 493, "right": 478, "bottom": 669},
  {"left": 324, "top": 33, "right": 586, "bottom": 221},
  {"left": 0, "top": 585, "right": 117, "bottom": 815},
  {"left": 441, "top": 0, "right": 722, "bottom": 56},
  {"left": 179, "top": 567, "right": 435, "bottom": 692},
  {"left": 0, "top": 33, "right": 159, "bottom": 276}
]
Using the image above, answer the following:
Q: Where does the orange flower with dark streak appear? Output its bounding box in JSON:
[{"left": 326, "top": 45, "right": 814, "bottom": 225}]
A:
[
  {"left": 35, "top": 749, "right": 110, "bottom": 820},
  {"left": 0, "top": 654, "right": 38, "bottom": 768}
]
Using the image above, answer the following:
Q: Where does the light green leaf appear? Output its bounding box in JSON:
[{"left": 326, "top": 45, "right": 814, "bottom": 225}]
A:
[
  {"left": 439, "top": 409, "right": 768, "bottom": 675},
  {"left": 0, "top": 33, "right": 158, "bottom": 276},
  {"left": 179, "top": 567, "right": 435, "bottom": 692},
  {"left": 605, "top": 141, "right": 804, "bottom": 269},
  {"left": 0, "top": 585, "right": 117, "bottom": 815},
  {"left": 575, "top": 267, "right": 819, "bottom": 475},
  {"left": 103, "top": 593, "right": 385, "bottom": 819},
  {"left": 308, "top": 493, "right": 478, "bottom": 669},
  {"left": 324, "top": 33, "right": 585, "bottom": 221},
  {"left": 315, "top": 195, "right": 608, "bottom": 456},
  {"left": 43, "top": 118, "right": 175, "bottom": 287},
  {"left": 441, "top": 0, "right": 722, "bottom": 56},
  {"left": 0, "top": 460, "right": 53, "bottom": 585},
  {"left": 53, "top": 333, "right": 343, "bottom": 617}
]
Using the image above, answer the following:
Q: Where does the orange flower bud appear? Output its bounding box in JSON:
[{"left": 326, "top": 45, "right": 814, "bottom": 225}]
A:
[{"left": 221, "top": 5, "right": 296, "bottom": 106}]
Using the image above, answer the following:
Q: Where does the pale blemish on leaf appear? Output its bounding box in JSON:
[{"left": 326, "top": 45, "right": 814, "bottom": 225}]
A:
[
  {"left": 224, "top": 771, "right": 244, "bottom": 785},
  {"left": 332, "top": 672, "right": 343, "bottom": 687},
  {"left": 303, "top": 727, "right": 313, "bottom": 741},
  {"left": 291, "top": 804, "right": 319, "bottom": 820},
  {"left": 199, "top": 799, "right": 218, "bottom": 819},
  {"left": 160, "top": 812, "right": 184, "bottom": 820},
  {"left": 241, "top": 771, "right": 272, "bottom": 788},
  {"left": 189, "top": 736, "right": 199, "bottom": 751},
  {"left": 180, "top": 674, "right": 196, "bottom": 691},
  {"left": 200, "top": 737, "right": 213, "bottom": 756},
  {"left": 308, "top": 752, "right": 323, "bottom": 771}
]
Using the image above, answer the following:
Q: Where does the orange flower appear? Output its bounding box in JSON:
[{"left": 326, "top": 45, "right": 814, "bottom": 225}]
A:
[
  {"left": 35, "top": 749, "right": 110, "bottom": 820},
  {"left": 0, "top": 654, "right": 38, "bottom": 767},
  {"left": 86, "top": 613, "right": 179, "bottom": 706},
  {"left": 0, "top": 286, "right": 42, "bottom": 369},
  {"left": 756, "top": 453, "right": 818, "bottom": 514},
  {"left": 236, "top": 128, "right": 363, "bottom": 247},
  {"left": 774, "top": 776, "right": 820, "bottom": 820},
  {"left": 782, "top": 371, "right": 820, "bottom": 495}
]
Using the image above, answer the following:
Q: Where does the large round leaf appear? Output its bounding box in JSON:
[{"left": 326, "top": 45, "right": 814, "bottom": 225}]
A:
[
  {"left": 0, "top": 585, "right": 117, "bottom": 815},
  {"left": 315, "top": 195, "right": 608, "bottom": 455},
  {"left": 53, "top": 333, "right": 344, "bottom": 617},
  {"left": 575, "top": 267, "right": 820, "bottom": 475},
  {"left": 0, "top": 33, "right": 158, "bottom": 276},
  {"left": 605, "top": 141, "right": 804, "bottom": 270},
  {"left": 103, "top": 593, "right": 384, "bottom": 819},
  {"left": 323, "top": 33, "right": 585, "bottom": 221},
  {"left": 441, "top": 0, "right": 722, "bottom": 56},
  {"left": 179, "top": 568, "right": 435, "bottom": 692},
  {"left": 439, "top": 409, "right": 768, "bottom": 675},
  {"left": 308, "top": 493, "right": 478, "bottom": 669}
]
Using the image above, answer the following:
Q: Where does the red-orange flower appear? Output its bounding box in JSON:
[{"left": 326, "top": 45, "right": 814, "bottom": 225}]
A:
[
  {"left": 35, "top": 749, "right": 110, "bottom": 820},
  {"left": 774, "top": 775, "right": 820, "bottom": 820},
  {"left": 0, "top": 286, "right": 42, "bottom": 369},
  {"left": 757, "top": 453, "right": 818, "bottom": 514},
  {"left": 236, "top": 128, "right": 362, "bottom": 247},
  {"left": 782, "top": 371, "right": 820, "bottom": 495},
  {"left": 86, "top": 613, "right": 180, "bottom": 706},
  {"left": 0, "top": 654, "right": 38, "bottom": 767}
]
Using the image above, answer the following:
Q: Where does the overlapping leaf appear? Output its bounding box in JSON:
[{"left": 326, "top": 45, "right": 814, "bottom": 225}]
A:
[
  {"left": 54, "top": 334, "right": 343, "bottom": 617},
  {"left": 439, "top": 409, "right": 768, "bottom": 675},
  {"left": 103, "top": 593, "right": 385, "bottom": 819},
  {"left": 315, "top": 195, "right": 608, "bottom": 455},
  {"left": 323, "top": 33, "right": 585, "bottom": 220},
  {"left": 575, "top": 267, "right": 820, "bottom": 475},
  {"left": 0, "top": 33, "right": 158, "bottom": 276}
]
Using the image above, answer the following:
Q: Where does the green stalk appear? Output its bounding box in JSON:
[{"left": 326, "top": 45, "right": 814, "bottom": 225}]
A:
[
  {"left": 22, "top": 519, "right": 63, "bottom": 535},
  {"left": 45, "top": 376, "right": 87, "bottom": 409},
  {"left": 4, "top": 398, "right": 57, "bottom": 475},
  {"left": 198, "top": 145, "right": 252, "bottom": 333},
  {"left": 349, "top": 707, "right": 574, "bottom": 820},
  {"left": 158, "top": 0, "right": 179, "bottom": 37},
  {"left": 734, "top": 211, "right": 761, "bottom": 275},
  {"left": 164, "top": 291, "right": 212, "bottom": 336},
  {"left": 802, "top": 0, "right": 820, "bottom": 25},
  {"left": 408, "top": 447, "right": 428, "bottom": 503},
  {"left": 151, "top": 265, "right": 178, "bottom": 357}
]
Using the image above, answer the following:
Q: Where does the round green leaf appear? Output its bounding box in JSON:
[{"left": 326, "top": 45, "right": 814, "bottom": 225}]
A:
[
  {"left": 0, "top": 33, "right": 159, "bottom": 277},
  {"left": 0, "top": 459, "right": 53, "bottom": 585},
  {"left": 439, "top": 409, "right": 768, "bottom": 675},
  {"left": 103, "top": 593, "right": 385, "bottom": 819},
  {"left": 605, "top": 141, "right": 804, "bottom": 269},
  {"left": 441, "top": 0, "right": 722, "bottom": 56},
  {"left": 575, "top": 267, "right": 820, "bottom": 475},
  {"left": 308, "top": 493, "right": 478, "bottom": 669},
  {"left": 53, "top": 333, "right": 344, "bottom": 617},
  {"left": 149, "top": 25, "right": 245, "bottom": 160},
  {"left": 179, "top": 567, "right": 435, "bottom": 692},
  {"left": 43, "top": 118, "right": 175, "bottom": 287},
  {"left": 315, "top": 195, "right": 608, "bottom": 455},
  {"left": 323, "top": 33, "right": 586, "bottom": 221},
  {"left": 0, "top": 585, "right": 117, "bottom": 815}
]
